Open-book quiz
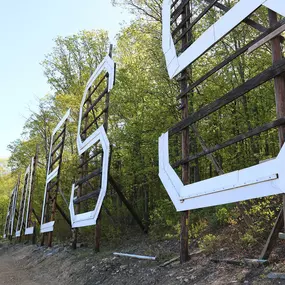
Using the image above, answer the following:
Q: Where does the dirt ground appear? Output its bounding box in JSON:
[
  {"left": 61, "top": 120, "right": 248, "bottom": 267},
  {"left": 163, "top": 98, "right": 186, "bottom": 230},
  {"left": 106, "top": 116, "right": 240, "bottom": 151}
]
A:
[
  {"left": 1, "top": 237, "right": 285, "bottom": 285},
  {"left": 0, "top": 251, "right": 40, "bottom": 285}
]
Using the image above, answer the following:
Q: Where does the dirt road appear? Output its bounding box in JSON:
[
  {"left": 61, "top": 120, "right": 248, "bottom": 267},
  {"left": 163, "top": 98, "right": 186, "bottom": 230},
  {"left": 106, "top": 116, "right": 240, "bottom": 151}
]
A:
[
  {"left": 0, "top": 240, "right": 283, "bottom": 285},
  {"left": 0, "top": 251, "right": 40, "bottom": 285},
  {"left": 0, "top": 245, "right": 53, "bottom": 285}
]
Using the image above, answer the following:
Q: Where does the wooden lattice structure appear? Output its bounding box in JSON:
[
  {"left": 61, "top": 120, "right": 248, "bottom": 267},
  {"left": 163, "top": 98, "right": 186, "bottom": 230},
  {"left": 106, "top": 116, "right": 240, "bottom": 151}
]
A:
[
  {"left": 3, "top": 179, "right": 20, "bottom": 239},
  {"left": 40, "top": 110, "right": 71, "bottom": 247},
  {"left": 24, "top": 149, "right": 39, "bottom": 242},
  {"left": 71, "top": 46, "right": 147, "bottom": 251},
  {"left": 71, "top": 47, "right": 115, "bottom": 250},
  {"left": 13, "top": 151, "right": 38, "bottom": 240},
  {"left": 15, "top": 162, "right": 33, "bottom": 238},
  {"left": 161, "top": 0, "right": 285, "bottom": 262}
]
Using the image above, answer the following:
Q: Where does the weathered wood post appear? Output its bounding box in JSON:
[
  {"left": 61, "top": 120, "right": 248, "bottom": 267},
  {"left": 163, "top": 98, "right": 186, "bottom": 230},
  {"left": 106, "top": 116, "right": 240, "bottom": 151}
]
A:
[
  {"left": 269, "top": 9, "right": 285, "bottom": 229},
  {"left": 259, "top": 9, "right": 285, "bottom": 259},
  {"left": 179, "top": 0, "right": 192, "bottom": 264}
]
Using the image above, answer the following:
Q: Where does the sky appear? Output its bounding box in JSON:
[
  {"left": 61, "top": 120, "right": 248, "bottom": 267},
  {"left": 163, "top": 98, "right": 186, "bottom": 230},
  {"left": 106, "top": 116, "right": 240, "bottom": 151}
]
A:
[{"left": 0, "top": 0, "right": 133, "bottom": 158}]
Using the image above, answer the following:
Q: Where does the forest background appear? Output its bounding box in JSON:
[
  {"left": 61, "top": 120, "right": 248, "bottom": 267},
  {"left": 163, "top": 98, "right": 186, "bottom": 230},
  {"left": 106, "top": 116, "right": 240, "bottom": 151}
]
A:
[{"left": 0, "top": 0, "right": 283, "bottom": 253}]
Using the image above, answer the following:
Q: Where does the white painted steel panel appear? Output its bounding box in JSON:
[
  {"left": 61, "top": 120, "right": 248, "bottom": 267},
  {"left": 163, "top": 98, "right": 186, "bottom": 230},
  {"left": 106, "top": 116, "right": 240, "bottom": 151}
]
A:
[
  {"left": 10, "top": 187, "right": 18, "bottom": 236},
  {"left": 76, "top": 55, "right": 115, "bottom": 154},
  {"left": 24, "top": 227, "right": 34, "bottom": 235},
  {"left": 264, "top": 0, "right": 285, "bottom": 17},
  {"left": 52, "top": 109, "right": 70, "bottom": 136},
  {"left": 40, "top": 221, "right": 55, "bottom": 233},
  {"left": 158, "top": 131, "right": 285, "bottom": 212},
  {"left": 40, "top": 109, "right": 70, "bottom": 234},
  {"left": 69, "top": 126, "right": 110, "bottom": 228},
  {"left": 162, "top": 0, "right": 285, "bottom": 79},
  {"left": 3, "top": 187, "right": 18, "bottom": 238},
  {"left": 46, "top": 166, "right": 59, "bottom": 183},
  {"left": 15, "top": 165, "right": 31, "bottom": 237},
  {"left": 24, "top": 157, "right": 34, "bottom": 236},
  {"left": 69, "top": 55, "right": 114, "bottom": 229},
  {"left": 162, "top": 0, "right": 172, "bottom": 54}
]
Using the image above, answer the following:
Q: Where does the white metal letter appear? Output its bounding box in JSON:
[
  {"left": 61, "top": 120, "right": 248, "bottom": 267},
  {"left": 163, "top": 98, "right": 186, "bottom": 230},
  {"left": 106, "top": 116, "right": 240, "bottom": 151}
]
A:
[{"left": 162, "top": 0, "right": 285, "bottom": 79}]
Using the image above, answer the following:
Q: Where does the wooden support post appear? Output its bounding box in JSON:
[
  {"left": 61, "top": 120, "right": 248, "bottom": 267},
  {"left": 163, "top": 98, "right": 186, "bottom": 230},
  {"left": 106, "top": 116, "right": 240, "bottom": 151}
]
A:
[
  {"left": 41, "top": 232, "right": 45, "bottom": 246},
  {"left": 41, "top": 119, "right": 67, "bottom": 247},
  {"left": 72, "top": 110, "right": 89, "bottom": 249},
  {"left": 179, "top": 1, "right": 191, "bottom": 264},
  {"left": 32, "top": 222, "right": 36, "bottom": 245},
  {"left": 269, "top": 10, "right": 285, "bottom": 147},
  {"left": 29, "top": 146, "right": 38, "bottom": 244},
  {"left": 94, "top": 44, "right": 113, "bottom": 253},
  {"left": 260, "top": 9, "right": 285, "bottom": 259},
  {"left": 95, "top": 212, "right": 101, "bottom": 252},
  {"left": 270, "top": 7, "right": 285, "bottom": 236},
  {"left": 47, "top": 197, "right": 56, "bottom": 247}
]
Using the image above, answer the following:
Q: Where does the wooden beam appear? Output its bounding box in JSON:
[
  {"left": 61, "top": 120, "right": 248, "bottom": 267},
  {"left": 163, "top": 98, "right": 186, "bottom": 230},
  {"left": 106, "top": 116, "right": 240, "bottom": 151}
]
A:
[
  {"left": 172, "top": 12, "right": 192, "bottom": 37},
  {"left": 177, "top": 18, "right": 285, "bottom": 99},
  {"left": 260, "top": 209, "right": 283, "bottom": 259},
  {"left": 55, "top": 202, "right": 71, "bottom": 226},
  {"left": 94, "top": 211, "right": 101, "bottom": 252},
  {"left": 171, "top": 0, "right": 191, "bottom": 25},
  {"left": 84, "top": 73, "right": 108, "bottom": 105},
  {"left": 179, "top": 1, "right": 191, "bottom": 265},
  {"left": 203, "top": 0, "right": 268, "bottom": 33},
  {"left": 73, "top": 189, "right": 100, "bottom": 204},
  {"left": 173, "top": 117, "right": 285, "bottom": 168},
  {"left": 170, "top": 57, "right": 285, "bottom": 136},
  {"left": 260, "top": 9, "right": 285, "bottom": 260},
  {"left": 50, "top": 155, "right": 61, "bottom": 169},
  {"left": 191, "top": 124, "right": 223, "bottom": 175},
  {"left": 269, "top": 11, "right": 285, "bottom": 148},
  {"left": 109, "top": 175, "right": 147, "bottom": 233},
  {"left": 47, "top": 179, "right": 59, "bottom": 192},
  {"left": 32, "top": 208, "right": 41, "bottom": 225},
  {"left": 82, "top": 87, "right": 108, "bottom": 120},
  {"left": 171, "top": 0, "right": 180, "bottom": 9},
  {"left": 53, "top": 128, "right": 65, "bottom": 145},
  {"left": 51, "top": 141, "right": 63, "bottom": 156},
  {"left": 174, "top": 0, "right": 218, "bottom": 44},
  {"left": 81, "top": 107, "right": 108, "bottom": 135},
  {"left": 74, "top": 168, "right": 102, "bottom": 187},
  {"left": 248, "top": 24, "right": 285, "bottom": 54},
  {"left": 78, "top": 149, "right": 103, "bottom": 168}
]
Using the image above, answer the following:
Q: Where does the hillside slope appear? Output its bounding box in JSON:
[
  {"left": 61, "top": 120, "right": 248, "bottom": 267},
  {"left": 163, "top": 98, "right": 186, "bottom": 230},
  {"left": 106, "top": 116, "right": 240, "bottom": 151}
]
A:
[{"left": 1, "top": 236, "right": 285, "bottom": 285}]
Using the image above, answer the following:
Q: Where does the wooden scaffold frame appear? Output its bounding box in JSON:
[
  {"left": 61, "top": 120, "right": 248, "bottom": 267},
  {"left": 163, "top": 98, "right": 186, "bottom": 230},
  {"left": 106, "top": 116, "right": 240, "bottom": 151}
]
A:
[
  {"left": 40, "top": 110, "right": 71, "bottom": 247},
  {"left": 70, "top": 45, "right": 147, "bottom": 252},
  {"left": 160, "top": 0, "right": 285, "bottom": 262},
  {"left": 3, "top": 177, "right": 20, "bottom": 239},
  {"left": 13, "top": 149, "right": 39, "bottom": 243}
]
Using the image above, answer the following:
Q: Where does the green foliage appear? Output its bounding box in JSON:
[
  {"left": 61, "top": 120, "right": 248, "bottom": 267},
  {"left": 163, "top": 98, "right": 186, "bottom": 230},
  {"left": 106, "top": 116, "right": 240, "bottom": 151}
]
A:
[
  {"left": 241, "top": 232, "right": 256, "bottom": 247},
  {"left": 2, "top": 1, "right": 284, "bottom": 251},
  {"left": 0, "top": 170, "right": 17, "bottom": 236},
  {"left": 216, "top": 207, "right": 230, "bottom": 226},
  {"left": 189, "top": 219, "right": 208, "bottom": 239},
  {"left": 198, "top": 234, "right": 218, "bottom": 253},
  {"left": 149, "top": 199, "right": 179, "bottom": 239}
]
